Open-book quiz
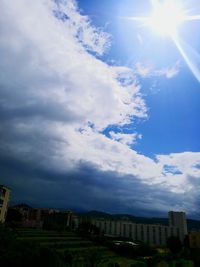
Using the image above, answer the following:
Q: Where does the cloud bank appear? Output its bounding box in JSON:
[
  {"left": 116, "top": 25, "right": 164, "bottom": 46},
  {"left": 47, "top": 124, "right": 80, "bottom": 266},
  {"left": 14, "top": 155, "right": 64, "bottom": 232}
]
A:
[{"left": 0, "top": 0, "right": 200, "bottom": 218}]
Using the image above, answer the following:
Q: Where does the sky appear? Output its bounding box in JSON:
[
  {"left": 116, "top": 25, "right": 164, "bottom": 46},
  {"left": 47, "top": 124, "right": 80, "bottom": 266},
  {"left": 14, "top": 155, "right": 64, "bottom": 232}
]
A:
[{"left": 1, "top": 0, "right": 200, "bottom": 218}]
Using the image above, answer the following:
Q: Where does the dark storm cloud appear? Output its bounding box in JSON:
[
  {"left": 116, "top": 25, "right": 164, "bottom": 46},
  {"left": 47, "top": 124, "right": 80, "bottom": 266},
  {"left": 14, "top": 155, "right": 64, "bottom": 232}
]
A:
[
  {"left": 0, "top": 153, "right": 188, "bottom": 217},
  {"left": 0, "top": 103, "right": 83, "bottom": 123}
]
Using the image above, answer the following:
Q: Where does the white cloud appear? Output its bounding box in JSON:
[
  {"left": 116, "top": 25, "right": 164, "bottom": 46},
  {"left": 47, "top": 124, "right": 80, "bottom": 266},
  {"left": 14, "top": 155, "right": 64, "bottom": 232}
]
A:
[
  {"left": 0, "top": 0, "right": 199, "bottom": 216},
  {"left": 53, "top": 0, "right": 110, "bottom": 56},
  {"left": 155, "top": 61, "right": 180, "bottom": 78},
  {"left": 135, "top": 62, "right": 152, "bottom": 77},
  {"left": 0, "top": 0, "right": 148, "bottom": 177},
  {"left": 109, "top": 131, "right": 142, "bottom": 146},
  {"left": 157, "top": 152, "right": 200, "bottom": 179},
  {"left": 0, "top": 0, "right": 146, "bottom": 131},
  {"left": 135, "top": 61, "right": 180, "bottom": 79}
]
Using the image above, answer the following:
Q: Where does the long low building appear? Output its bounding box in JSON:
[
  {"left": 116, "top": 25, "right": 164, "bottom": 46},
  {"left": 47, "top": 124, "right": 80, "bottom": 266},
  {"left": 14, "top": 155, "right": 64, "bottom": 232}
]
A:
[{"left": 91, "top": 211, "right": 188, "bottom": 246}]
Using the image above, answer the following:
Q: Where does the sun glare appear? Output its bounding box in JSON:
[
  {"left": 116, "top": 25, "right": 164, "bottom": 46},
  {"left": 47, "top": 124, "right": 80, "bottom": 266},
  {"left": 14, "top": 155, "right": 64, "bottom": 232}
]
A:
[
  {"left": 124, "top": 0, "right": 200, "bottom": 82},
  {"left": 148, "top": 1, "right": 186, "bottom": 36}
]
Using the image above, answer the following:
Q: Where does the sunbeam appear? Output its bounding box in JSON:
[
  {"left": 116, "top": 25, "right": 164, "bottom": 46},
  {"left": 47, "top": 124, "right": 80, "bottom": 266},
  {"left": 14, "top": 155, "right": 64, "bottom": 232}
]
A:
[
  {"left": 185, "top": 15, "right": 200, "bottom": 21},
  {"left": 172, "top": 35, "right": 200, "bottom": 82}
]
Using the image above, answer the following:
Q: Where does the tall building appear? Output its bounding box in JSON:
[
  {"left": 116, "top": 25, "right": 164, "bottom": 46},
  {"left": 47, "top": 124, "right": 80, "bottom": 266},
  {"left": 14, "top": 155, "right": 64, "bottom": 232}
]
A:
[
  {"left": 168, "top": 211, "right": 188, "bottom": 240},
  {"left": 0, "top": 185, "right": 11, "bottom": 223}
]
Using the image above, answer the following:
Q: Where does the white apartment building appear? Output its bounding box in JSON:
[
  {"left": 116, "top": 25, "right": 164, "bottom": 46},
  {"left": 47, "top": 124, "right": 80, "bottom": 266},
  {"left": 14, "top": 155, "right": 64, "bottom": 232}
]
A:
[{"left": 91, "top": 211, "right": 187, "bottom": 246}]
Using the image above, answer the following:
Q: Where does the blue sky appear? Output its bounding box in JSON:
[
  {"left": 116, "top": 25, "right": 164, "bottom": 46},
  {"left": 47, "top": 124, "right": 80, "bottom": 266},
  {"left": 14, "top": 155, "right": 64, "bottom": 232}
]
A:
[
  {"left": 1, "top": 0, "right": 200, "bottom": 218},
  {"left": 77, "top": 0, "right": 200, "bottom": 157}
]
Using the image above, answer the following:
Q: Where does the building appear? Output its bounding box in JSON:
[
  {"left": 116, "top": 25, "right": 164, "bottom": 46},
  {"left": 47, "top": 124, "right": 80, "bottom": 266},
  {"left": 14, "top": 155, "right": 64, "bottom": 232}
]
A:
[
  {"left": 43, "top": 211, "right": 74, "bottom": 230},
  {"left": 189, "top": 231, "right": 200, "bottom": 248},
  {"left": 23, "top": 208, "right": 56, "bottom": 228},
  {"left": 91, "top": 211, "right": 187, "bottom": 246},
  {"left": 13, "top": 205, "right": 75, "bottom": 229},
  {"left": 168, "top": 211, "right": 188, "bottom": 238},
  {"left": 0, "top": 185, "right": 11, "bottom": 223}
]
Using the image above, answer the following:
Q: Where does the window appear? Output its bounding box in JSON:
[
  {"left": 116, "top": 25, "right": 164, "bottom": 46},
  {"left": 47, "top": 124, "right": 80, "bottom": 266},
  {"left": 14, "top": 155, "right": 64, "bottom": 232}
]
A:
[
  {"left": 171, "top": 227, "right": 174, "bottom": 236},
  {"left": 135, "top": 225, "right": 138, "bottom": 240},
  {"left": 109, "top": 221, "right": 112, "bottom": 233},
  {"left": 0, "top": 188, "right": 6, "bottom": 198},
  {"left": 114, "top": 222, "right": 117, "bottom": 235},
  {"left": 141, "top": 225, "right": 144, "bottom": 240},
  {"left": 147, "top": 225, "right": 150, "bottom": 243},
  {"left": 153, "top": 227, "right": 156, "bottom": 244},
  {"left": 177, "top": 228, "right": 180, "bottom": 238},
  {"left": 129, "top": 224, "right": 132, "bottom": 237},
  {"left": 104, "top": 221, "right": 107, "bottom": 232},
  {"left": 170, "top": 212, "right": 174, "bottom": 225},
  {"left": 159, "top": 227, "right": 162, "bottom": 244},
  {"left": 123, "top": 224, "right": 126, "bottom": 236},
  {"left": 165, "top": 227, "right": 168, "bottom": 237}
]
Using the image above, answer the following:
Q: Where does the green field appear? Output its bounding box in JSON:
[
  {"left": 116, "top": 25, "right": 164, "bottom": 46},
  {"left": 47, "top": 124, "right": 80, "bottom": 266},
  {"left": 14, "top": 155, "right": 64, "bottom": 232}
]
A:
[{"left": 16, "top": 228, "right": 142, "bottom": 267}]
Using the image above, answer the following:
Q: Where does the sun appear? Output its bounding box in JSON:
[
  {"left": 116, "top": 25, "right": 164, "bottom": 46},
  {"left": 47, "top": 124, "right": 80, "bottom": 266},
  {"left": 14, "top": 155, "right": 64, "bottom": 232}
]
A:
[
  {"left": 124, "top": 0, "right": 200, "bottom": 82},
  {"left": 148, "top": 0, "right": 186, "bottom": 36},
  {"left": 125, "top": 0, "right": 188, "bottom": 37}
]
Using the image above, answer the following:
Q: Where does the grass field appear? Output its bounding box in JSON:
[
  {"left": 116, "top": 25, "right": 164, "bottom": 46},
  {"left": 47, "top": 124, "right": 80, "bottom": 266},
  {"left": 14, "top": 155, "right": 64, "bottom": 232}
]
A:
[{"left": 16, "top": 228, "right": 142, "bottom": 267}]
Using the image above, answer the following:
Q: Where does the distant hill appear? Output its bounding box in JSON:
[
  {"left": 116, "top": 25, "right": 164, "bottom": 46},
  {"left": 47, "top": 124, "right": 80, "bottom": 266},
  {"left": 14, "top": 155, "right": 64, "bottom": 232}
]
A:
[
  {"left": 12, "top": 203, "right": 32, "bottom": 209},
  {"left": 79, "top": 210, "right": 200, "bottom": 231}
]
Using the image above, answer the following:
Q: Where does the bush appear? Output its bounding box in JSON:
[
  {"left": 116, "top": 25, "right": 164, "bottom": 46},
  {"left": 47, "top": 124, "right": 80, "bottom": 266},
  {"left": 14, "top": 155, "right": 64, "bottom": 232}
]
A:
[
  {"left": 106, "top": 262, "right": 120, "bottom": 267},
  {"left": 130, "top": 261, "right": 146, "bottom": 267},
  {"left": 167, "top": 236, "right": 182, "bottom": 255},
  {"left": 0, "top": 225, "right": 65, "bottom": 267}
]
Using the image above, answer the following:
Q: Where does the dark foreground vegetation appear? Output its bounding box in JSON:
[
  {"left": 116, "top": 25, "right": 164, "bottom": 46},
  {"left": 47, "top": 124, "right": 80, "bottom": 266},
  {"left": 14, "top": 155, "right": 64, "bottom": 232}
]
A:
[
  {"left": 0, "top": 224, "right": 144, "bottom": 267},
  {"left": 0, "top": 223, "right": 199, "bottom": 267}
]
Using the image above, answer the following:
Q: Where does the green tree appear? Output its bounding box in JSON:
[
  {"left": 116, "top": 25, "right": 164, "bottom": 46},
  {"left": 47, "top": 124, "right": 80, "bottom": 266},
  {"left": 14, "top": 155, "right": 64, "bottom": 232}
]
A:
[
  {"left": 130, "top": 261, "right": 147, "bottom": 267},
  {"left": 106, "top": 262, "right": 120, "bottom": 267},
  {"left": 64, "top": 250, "right": 73, "bottom": 266},
  {"left": 83, "top": 248, "right": 102, "bottom": 267},
  {"left": 167, "top": 236, "right": 182, "bottom": 255}
]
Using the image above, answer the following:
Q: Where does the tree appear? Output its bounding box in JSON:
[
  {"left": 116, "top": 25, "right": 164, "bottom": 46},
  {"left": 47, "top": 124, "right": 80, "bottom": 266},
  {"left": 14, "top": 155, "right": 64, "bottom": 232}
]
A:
[
  {"left": 64, "top": 250, "right": 73, "bottom": 266},
  {"left": 6, "top": 208, "right": 22, "bottom": 223},
  {"left": 106, "top": 262, "right": 120, "bottom": 267},
  {"left": 130, "top": 261, "right": 147, "bottom": 267},
  {"left": 167, "top": 236, "right": 182, "bottom": 254},
  {"left": 83, "top": 249, "right": 102, "bottom": 267},
  {"left": 77, "top": 222, "right": 100, "bottom": 237}
]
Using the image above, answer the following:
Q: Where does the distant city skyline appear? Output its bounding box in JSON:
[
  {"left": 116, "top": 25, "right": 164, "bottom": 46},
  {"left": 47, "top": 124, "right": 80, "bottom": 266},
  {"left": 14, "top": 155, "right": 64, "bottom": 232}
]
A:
[{"left": 1, "top": 0, "right": 200, "bottom": 218}]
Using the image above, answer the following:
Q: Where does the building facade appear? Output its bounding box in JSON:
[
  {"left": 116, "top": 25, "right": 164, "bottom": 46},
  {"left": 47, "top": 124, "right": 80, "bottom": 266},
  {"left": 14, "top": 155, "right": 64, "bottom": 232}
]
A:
[
  {"left": 189, "top": 231, "right": 200, "bottom": 248},
  {"left": 91, "top": 211, "right": 187, "bottom": 246},
  {"left": 168, "top": 211, "right": 188, "bottom": 237},
  {"left": 13, "top": 205, "right": 75, "bottom": 229},
  {"left": 0, "top": 185, "right": 11, "bottom": 223}
]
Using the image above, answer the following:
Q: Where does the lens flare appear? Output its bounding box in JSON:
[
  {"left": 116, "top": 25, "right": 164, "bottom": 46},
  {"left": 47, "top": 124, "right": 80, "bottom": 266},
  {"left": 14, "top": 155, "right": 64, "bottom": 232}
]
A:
[{"left": 123, "top": 0, "right": 200, "bottom": 82}]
